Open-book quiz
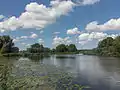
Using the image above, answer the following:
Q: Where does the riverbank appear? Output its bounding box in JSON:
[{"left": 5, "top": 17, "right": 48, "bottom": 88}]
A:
[
  {"left": 52, "top": 52, "right": 78, "bottom": 55},
  {"left": 2, "top": 53, "right": 22, "bottom": 57}
]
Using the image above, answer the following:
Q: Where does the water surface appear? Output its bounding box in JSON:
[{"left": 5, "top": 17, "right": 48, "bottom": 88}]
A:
[
  {"left": 42, "top": 55, "right": 120, "bottom": 90},
  {"left": 0, "top": 55, "right": 120, "bottom": 90}
]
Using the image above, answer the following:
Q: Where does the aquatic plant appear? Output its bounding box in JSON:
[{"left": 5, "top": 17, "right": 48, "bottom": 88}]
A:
[{"left": 0, "top": 58, "right": 89, "bottom": 90}]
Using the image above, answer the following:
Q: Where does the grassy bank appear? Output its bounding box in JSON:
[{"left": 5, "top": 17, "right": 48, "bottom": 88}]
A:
[
  {"left": 1, "top": 53, "right": 22, "bottom": 57},
  {"left": 53, "top": 52, "right": 78, "bottom": 55}
]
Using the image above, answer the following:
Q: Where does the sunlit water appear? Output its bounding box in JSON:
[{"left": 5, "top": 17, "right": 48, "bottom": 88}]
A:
[{"left": 0, "top": 55, "right": 120, "bottom": 90}]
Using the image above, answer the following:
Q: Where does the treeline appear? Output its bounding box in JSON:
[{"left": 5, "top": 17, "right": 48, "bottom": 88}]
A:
[
  {"left": 95, "top": 36, "right": 120, "bottom": 56},
  {"left": 54, "top": 44, "right": 77, "bottom": 53},
  {"left": 26, "top": 36, "right": 120, "bottom": 57},
  {"left": 0, "top": 35, "right": 19, "bottom": 56},
  {"left": 81, "top": 36, "right": 120, "bottom": 57},
  {"left": 26, "top": 43, "right": 77, "bottom": 54},
  {"left": 27, "top": 43, "right": 51, "bottom": 53},
  {"left": 0, "top": 35, "right": 78, "bottom": 57},
  {"left": 4, "top": 35, "right": 120, "bottom": 57},
  {"left": 78, "top": 36, "right": 120, "bottom": 57}
]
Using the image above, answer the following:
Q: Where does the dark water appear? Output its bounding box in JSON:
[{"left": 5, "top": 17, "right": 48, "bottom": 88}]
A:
[{"left": 0, "top": 55, "right": 120, "bottom": 90}]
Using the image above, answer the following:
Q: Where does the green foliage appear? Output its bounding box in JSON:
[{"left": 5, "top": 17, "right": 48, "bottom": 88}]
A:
[
  {"left": 55, "top": 44, "right": 77, "bottom": 53},
  {"left": 98, "top": 37, "right": 114, "bottom": 48},
  {"left": 96, "top": 36, "right": 120, "bottom": 56},
  {"left": 56, "top": 44, "right": 68, "bottom": 52},
  {"left": 0, "top": 35, "right": 19, "bottom": 55},
  {"left": 79, "top": 36, "right": 120, "bottom": 56},
  {"left": 44, "top": 47, "right": 51, "bottom": 52},
  {"left": 27, "top": 43, "right": 50, "bottom": 53},
  {"left": 67, "top": 44, "right": 77, "bottom": 52},
  {"left": 2, "top": 53, "right": 21, "bottom": 57},
  {"left": 0, "top": 60, "right": 86, "bottom": 90},
  {"left": 51, "top": 49, "right": 56, "bottom": 53}
]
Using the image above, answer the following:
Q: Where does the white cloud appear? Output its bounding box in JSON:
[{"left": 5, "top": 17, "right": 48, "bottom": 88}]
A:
[
  {"left": 0, "top": 15, "right": 5, "bottom": 20},
  {"left": 53, "top": 32, "right": 60, "bottom": 34},
  {"left": 86, "top": 18, "right": 120, "bottom": 31},
  {"left": 13, "top": 36, "right": 29, "bottom": 43},
  {"left": 107, "top": 34, "right": 119, "bottom": 39},
  {"left": 38, "top": 38, "right": 44, "bottom": 44},
  {"left": 0, "top": 16, "right": 22, "bottom": 32},
  {"left": 67, "top": 27, "right": 81, "bottom": 35},
  {"left": 20, "top": 36, "right": 29, "bottom": 39},
  {"left": 80, "top": 0, "right": 100, "bottom": 5},
  {"left": 0, "top": 1, "right": 75, "bottom": 32},
  {"left": 0, "top": 0, "right": 100, "bottom": 32},
  {"left": 13, "top": 38, "right": 20, "bottom": 43},
  {"left": 13, "top": 36, "right": 27, "bottom": 43},
  {"left": 30, "top": 33, "right": 38, "bottom": 38},
  {"left": 13, "top": 33, "right": 38, "bottom": 43},
  {"left": 52, "top": 36, "right": 72, "bottom": 47},
  {"left": 78, "top": 32, "right": 118, "bottom": 45}
]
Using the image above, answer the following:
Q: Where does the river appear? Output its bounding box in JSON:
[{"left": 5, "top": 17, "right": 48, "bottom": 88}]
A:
[{"left": 0, "top": 55, "right": 120, "bottom": 90}]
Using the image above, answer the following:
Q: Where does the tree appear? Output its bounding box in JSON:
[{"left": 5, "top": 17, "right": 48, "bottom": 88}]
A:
[
  {"left": 51, "top": 49, "right": 56, "bottom": 53},
  {"left": 56, "top": 44, "right": 68, "bottom": 52},
  {"left": 55, "top": 44, "right": 77, "bottom": 53},
  {"left": 0, "top": 35, "right": 18, "bottom": 54},
  {"left": 31, "top": 43, "right": 41, "bottom": 48},
  {"left": 44, "top": 47, "right": 50, "bottom": 53},
  {"left": 113, "top": 36, "right": 120, "bottom": 53},
  {"left": 11, "top": 47, "right": 19, "bottom": 53},
  {"left": 98, "top": 37, "right": 114, "bottom": 48},
  {"left": 68, "top": 44, "right": 77, "bottom": 52},
  {"left": 29, "top": 43, "right": 44, "bottom": 53},
  {"left": 96, "top": 36, "right": 120, "bottom": 56},
  {"left": 27, "top": 43, "right": 50, "bottom": 53}
]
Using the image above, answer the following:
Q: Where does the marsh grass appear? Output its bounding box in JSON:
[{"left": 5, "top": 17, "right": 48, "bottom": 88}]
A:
[{"left": 0, "top": 58, "right": 89, "bottom": 90}]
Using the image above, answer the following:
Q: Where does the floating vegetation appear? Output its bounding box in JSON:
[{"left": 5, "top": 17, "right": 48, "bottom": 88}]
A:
[{"left": 0, "top": 58, "right": 89, "bottom": 90}]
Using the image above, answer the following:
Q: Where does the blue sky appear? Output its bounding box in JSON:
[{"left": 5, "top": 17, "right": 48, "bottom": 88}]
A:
[{"left": 0, "top": 0, "right": 120, "bottom": 50}]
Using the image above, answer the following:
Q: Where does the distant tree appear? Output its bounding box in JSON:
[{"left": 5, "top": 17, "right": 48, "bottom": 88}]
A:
[
  {"left": 27, "top": 43, "right": 50, "bottom": 53},
  {"left": 51, "top": 49, "right": 56, "bottom": 53},
  {"left": 29, "top": 43, "right": 44, "bottom": 53},
  {"left": 68, "top": 44, "right": 77, "bottom": 52},
  {"left": 31, "top": 43, "right": 41, "bottom": 48},
  {"left": 56, "top": 44, "right": 68, "bottom": 52},
  {"left": 44, "top": 47, "right": 50, "bottom": 52},
  {"left": 39, "top": 45, "right": 44, "bottom": 53}
]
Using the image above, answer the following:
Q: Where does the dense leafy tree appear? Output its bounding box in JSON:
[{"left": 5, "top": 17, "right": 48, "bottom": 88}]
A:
[
  {"left": 11, "top": 47, "right": 19, "bottom": 53},
  {"left": 55, "top": 44, "right": 77, "bottom": 53},
  {"left": 27, "top": 43, "right": 50, "bottom": 53},
  {"left": 51, "top": 49, "right": 56, "bottom": 53},
  {"left": 28, "top": 43, "right": 44, "bottom": 53},
  {"left": 56, "top": 44, "right": 68, "bottom": 52},
  {"left": 113, "top": 36, "right": 120, "bottom": 53},
  {"left": 98, "top": 37, "right": 114, "bottom": 48},
  {"left": 44, "top": 47, "right": 50, "bottom": 52},
  {"left": 31, "top": 43, "right": 41, "bottom": 48},
  {"left": 96, "top": 36, "right": 120, "bottom": 56},
  {"left": 68, "top": 44, "right": 77, "bottom": 52},
  {"left": 0, "top": 35, "right": 19, "bottom": 54}
]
